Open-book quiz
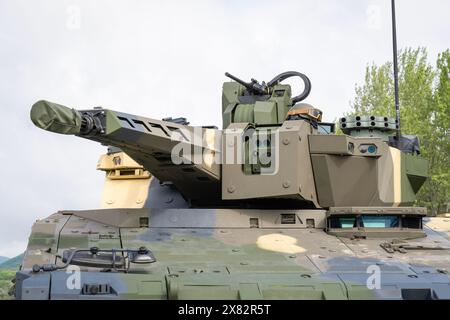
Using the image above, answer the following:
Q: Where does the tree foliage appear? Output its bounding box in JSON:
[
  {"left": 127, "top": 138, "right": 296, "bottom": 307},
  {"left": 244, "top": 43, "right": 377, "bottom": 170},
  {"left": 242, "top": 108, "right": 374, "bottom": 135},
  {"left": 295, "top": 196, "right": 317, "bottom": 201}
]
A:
[{"left": 350, "top": 47, "right": 449, "bottom": 215}]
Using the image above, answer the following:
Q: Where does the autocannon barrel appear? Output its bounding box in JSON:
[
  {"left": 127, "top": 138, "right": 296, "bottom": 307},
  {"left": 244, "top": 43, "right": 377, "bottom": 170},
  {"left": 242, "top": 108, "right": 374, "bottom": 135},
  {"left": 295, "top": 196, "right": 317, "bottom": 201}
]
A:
[{"left": 30, "top": 100, "right": 222, "bottom": 202}]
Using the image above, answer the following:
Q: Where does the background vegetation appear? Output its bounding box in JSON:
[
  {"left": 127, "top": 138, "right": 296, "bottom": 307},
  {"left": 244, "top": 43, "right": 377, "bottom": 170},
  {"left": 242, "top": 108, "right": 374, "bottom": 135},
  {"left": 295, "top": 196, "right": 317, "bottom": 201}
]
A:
[
  {"left": 0, "top": 270, "right": 15, "bottom": 300},
  {"left": 0, "top": 254, "right": 22, "bottom": 300},
  {"left": 349, "top": 47, "right": 449, "bottom": 215}
]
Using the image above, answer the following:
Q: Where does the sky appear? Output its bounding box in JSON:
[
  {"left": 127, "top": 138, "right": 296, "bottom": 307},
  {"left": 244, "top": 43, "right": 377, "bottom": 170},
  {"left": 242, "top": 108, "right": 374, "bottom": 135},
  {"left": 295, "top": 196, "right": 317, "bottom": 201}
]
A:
[{"left": 0, "top": 0, "right": 449, "bottom": 257}]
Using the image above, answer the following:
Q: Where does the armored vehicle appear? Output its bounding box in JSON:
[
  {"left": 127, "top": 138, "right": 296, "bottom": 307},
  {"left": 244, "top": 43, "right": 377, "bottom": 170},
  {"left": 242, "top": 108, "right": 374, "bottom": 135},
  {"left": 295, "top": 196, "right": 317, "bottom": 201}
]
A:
[{"left": 13, "top": 71, "right": 450, "bottom": 300}]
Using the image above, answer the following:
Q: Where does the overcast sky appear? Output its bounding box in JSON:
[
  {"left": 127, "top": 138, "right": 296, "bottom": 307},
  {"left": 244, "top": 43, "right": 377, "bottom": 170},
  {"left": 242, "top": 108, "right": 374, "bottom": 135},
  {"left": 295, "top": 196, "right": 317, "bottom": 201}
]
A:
[{"left": 0, "top": 0, "right": 448, "bottom": 257}]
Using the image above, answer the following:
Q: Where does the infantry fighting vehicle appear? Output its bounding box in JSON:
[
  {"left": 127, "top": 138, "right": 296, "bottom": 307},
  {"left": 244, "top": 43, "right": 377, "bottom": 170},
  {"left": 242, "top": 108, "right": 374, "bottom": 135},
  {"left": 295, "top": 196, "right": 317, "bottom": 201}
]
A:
[{"left": 13, "top": 71, "right": 450, "bottom": 300}]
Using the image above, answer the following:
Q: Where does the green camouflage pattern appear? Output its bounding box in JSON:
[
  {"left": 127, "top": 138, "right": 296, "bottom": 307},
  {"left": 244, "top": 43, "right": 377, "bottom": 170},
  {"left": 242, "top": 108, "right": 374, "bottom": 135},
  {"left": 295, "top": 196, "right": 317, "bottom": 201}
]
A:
[{"left": 16, "top": 208, "right": 450, "bottom": 299}]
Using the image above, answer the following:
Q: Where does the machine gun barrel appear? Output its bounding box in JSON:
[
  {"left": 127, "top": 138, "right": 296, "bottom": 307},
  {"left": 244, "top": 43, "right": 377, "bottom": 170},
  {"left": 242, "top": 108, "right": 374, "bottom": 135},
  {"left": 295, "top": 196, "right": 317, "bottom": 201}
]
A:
[
  {"left": 30, "top": 100, "right": 221, "bottom": 202},
  {"left": 224, "top": 72, "right": 266, "bottom": 95}
]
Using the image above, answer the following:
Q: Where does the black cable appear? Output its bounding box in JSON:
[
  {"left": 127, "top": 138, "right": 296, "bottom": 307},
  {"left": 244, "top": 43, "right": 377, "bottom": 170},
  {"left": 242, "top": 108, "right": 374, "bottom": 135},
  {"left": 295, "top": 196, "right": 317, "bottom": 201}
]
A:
[{"left": 267, "top": 71, "right": 312, "bottom": 104}]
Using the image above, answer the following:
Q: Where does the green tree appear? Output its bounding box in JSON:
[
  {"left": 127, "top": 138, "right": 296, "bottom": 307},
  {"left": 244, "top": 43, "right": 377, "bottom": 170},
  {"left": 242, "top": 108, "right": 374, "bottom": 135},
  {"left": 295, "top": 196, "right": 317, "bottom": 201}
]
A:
[{"left": 350, "top": 47, "right": 449, "bottom": 215}]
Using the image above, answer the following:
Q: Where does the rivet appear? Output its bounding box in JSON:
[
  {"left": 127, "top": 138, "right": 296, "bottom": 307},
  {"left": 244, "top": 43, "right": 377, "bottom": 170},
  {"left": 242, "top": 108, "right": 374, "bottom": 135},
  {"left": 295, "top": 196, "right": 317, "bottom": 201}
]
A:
[
  {"left": 282, "top": 138, "right": 290, "bottom": 145},
  {"left": 283, "top": 181, "right": 290, "bottom": 188},
  {"left": 227, "top": 186, "right": 236, "bottom": 193}
]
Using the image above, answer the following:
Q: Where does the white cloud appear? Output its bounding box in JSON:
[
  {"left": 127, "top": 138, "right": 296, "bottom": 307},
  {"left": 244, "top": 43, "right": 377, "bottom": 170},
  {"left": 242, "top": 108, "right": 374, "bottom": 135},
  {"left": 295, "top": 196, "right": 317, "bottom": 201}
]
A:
[{"left": 0, "top": 241, "right": 27, "bottom": 258}]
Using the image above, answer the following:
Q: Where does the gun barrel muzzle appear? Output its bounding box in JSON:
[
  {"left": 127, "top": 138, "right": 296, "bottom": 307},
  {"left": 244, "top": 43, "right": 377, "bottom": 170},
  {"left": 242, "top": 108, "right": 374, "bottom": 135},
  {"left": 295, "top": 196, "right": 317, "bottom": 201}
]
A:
[{"left": 30, "top": 100, "right": 82, "bottom": 135}]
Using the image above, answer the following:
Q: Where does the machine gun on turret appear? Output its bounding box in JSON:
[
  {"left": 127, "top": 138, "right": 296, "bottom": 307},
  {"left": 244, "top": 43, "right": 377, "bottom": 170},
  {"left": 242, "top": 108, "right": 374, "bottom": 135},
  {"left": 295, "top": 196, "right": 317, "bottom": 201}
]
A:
[{"left": 224, "top": 72, "right": 268, "bottom": 95}]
